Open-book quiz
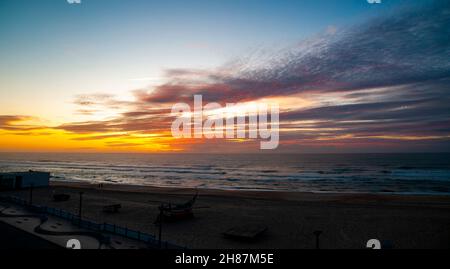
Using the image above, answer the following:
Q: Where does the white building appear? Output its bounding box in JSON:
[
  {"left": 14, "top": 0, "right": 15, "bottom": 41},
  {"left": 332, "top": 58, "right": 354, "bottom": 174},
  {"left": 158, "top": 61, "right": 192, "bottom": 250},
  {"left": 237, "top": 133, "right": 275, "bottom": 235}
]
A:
[{"left": 0, "top": 171, "right": 50, "bottom": 190}]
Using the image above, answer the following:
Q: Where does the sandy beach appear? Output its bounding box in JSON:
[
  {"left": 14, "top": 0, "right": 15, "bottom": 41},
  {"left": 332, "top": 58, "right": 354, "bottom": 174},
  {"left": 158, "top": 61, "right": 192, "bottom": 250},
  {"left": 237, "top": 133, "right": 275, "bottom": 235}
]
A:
[{"left": 2, "top": 181, "right": 450, "bottom": 249}]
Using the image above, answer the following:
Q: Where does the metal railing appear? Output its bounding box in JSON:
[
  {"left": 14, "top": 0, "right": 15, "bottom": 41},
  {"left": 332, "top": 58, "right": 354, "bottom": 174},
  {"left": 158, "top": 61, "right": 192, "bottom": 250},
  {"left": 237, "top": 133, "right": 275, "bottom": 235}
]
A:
[{"left": 0, "top": 195, "right": 185, "bottom": 249}]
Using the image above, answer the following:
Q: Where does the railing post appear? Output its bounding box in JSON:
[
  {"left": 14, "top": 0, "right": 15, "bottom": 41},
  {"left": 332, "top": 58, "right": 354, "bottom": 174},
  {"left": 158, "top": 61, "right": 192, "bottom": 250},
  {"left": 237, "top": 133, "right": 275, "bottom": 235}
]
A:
[
  {"left": 78, "top": 192, "right": 84, "bottom": 219},
  {"left": 29, "top": 184, "right": 34, "bottom": 206},
  {"left": 158, "top": 206, "right": 163, "bottom": 249}
]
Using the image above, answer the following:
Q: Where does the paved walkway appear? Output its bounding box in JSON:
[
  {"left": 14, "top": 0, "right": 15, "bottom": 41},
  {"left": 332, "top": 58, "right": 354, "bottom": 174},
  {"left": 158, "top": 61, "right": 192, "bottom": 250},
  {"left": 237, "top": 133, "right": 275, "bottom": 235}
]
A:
[{"left": 0, "top": 203, "right": 149, "bottom": 249}]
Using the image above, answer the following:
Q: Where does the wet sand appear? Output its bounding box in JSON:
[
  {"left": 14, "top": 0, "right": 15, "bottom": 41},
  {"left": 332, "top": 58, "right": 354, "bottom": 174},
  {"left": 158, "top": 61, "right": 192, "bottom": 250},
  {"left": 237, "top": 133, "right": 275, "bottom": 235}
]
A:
[{"left": 2, "top": 181, "right": 450, "bottom": 249}]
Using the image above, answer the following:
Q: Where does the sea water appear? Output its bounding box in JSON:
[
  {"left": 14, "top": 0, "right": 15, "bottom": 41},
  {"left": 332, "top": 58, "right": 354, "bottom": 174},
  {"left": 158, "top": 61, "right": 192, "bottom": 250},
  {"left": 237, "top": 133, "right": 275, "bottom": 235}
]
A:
[{"left": 0, "top": 153, "right": 449, "bottom": 195}]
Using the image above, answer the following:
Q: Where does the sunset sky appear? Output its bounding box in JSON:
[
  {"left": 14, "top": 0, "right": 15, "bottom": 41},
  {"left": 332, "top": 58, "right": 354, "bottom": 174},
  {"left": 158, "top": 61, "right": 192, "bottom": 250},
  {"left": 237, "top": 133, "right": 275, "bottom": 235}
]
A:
[{"left": 0, "top": 0, "right": 449, "bottom": 153}]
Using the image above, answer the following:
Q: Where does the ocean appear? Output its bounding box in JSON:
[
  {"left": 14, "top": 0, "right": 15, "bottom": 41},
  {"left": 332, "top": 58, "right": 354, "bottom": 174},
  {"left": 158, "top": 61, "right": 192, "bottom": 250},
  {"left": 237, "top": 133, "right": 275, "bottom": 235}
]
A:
[{"left": 0, "top": 153, "right": 449, "bottom": 195}]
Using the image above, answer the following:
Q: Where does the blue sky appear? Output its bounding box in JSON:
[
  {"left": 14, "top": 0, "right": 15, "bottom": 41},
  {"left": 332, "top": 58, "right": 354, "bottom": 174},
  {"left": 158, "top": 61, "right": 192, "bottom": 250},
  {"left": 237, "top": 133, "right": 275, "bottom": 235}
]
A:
[
  {"left": 0, "top": 0, "right": 396, "bottom": 73},
  {"left": 0, "top": 0, "right": 400, "bottom": 120}
]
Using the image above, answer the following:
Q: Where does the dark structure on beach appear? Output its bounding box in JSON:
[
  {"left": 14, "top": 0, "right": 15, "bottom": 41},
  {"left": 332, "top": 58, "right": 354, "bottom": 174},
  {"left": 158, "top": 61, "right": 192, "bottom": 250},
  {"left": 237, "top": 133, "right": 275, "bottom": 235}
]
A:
[{"left": 0, "top": 171, "right": 50, "bottom": 190}]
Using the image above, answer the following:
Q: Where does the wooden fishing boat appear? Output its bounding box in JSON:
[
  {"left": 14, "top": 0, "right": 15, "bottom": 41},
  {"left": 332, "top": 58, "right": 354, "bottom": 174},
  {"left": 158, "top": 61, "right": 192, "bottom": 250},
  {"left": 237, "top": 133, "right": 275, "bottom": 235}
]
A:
[{"left": 156, "top": 192, "right": 198, "bottom": 222}]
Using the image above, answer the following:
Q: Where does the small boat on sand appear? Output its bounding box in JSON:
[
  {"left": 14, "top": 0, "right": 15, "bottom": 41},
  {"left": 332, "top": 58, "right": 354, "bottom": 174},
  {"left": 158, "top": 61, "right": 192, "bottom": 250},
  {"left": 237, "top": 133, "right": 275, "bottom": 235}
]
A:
[{"left": 155, "top": 192, "right": 198, "bottom": 223}]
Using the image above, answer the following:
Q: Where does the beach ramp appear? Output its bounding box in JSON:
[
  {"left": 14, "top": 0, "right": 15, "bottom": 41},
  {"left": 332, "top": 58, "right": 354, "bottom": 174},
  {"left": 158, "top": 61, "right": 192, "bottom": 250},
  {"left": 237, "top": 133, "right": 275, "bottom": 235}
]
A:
[
  {"left": 223, "top": 224, "right": 267, "bottom": 240},
  {"left": 0, "top": 196, "right": 184, "bottom": 249}
]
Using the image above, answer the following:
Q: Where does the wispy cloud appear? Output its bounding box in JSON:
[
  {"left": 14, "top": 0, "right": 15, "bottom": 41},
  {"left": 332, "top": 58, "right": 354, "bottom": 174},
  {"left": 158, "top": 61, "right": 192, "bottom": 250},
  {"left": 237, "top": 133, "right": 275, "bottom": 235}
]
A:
[{"left": 0, "top": 115, "right": 46, "bottom": 131}]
